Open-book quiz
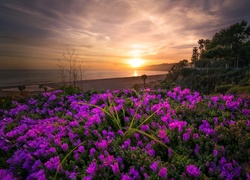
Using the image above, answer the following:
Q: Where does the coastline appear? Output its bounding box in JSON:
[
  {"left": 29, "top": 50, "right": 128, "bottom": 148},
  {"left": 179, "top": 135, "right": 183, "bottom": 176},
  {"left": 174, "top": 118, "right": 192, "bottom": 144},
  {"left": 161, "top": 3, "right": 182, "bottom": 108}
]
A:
[
  {"left": 48, "top": 74, "right": 166, "bottom": 91},
  {"left": 0, "top": 74, "right": 166, "bottom": 97}
]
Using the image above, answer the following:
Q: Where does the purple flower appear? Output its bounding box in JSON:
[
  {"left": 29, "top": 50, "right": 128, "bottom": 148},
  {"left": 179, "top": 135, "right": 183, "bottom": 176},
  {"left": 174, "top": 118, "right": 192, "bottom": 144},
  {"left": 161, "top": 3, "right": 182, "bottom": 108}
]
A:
[
  {"left": 0, "top": 169, "right": 17, "bottom": 180},
  {"left": 146, "top": 149, "right": 155, "bottom": 157},
  {"left": 213, "top": 149, "right": 218, "bottom": 157},
  {"left": 77, "top": 146, "right": 85, "bottom": 153},
  {"left": 54, "top": 138, "right": 61, "bottom": 145},
  {"left": 61, "top": 143, "right": 68, "bottom": 151},
  {"left": 48, "top": 94, "right": 57, "bottom": 102},
  {"left": 193, "top": 133, "right": 199, "bottom": 139},
  {"left": 129, "top": 166, "right": 140, "bottom": 179},
  {"left": 99, "top": 154, "right": 105, "bottom": 162},
  {"left": 199, "top": 120, "right": 214, "bottom": 135},
  {"left": 86, "top": 161, "right": 97, "bottom": 176},
  {"left": 31, "top": 160, "right": 42, "bottom": 172},
  {"left": 211, "top": 96, "right": 219, "bottom": 106},
  {"left": 141, "top": 125, "right": 150, "bottom": 131},
  {"left": 83, "top": 175, "right": 92, "bottom": 180},
  {"left": 133, "top": 133, "right": 139, "bottom": 140},
  {"left": 103, "top": 154, "right": 114, "bottom": 166},
  {"left": 118, "top": 130, "right": 124, "bottom": 136},
  {"left": 27, "top": 169, "right": 46, "bottom": 180},
  {"left": 158, "top": 129, "right": 167, "bottom": 139},
  {"left": 121, "top": 139, "right": 131, "bottom": 149},
  {"left": 247, "top": 120, "right": 250, "bottom": 126},
  {"left": 168, "top": 121, "right": 187, "bottom": 132},
  {"left": 44, "top": 156, "right": 61, "bottom": 170},
  {"left": 121, "top": 174, "right": 133, "bottom": 180},
  {"left": 66, "top": 171, "right": 78, "bottom": 179},
  {"left": 90, "top": 148, "right": 96, "bottom": 156},
  {"left": 158, "top": 167, "right": 167, "bottom": 179},
  {"left": 95, "top": 139, "right": 108, "bottom": 150},
  {"left": 194, "top": 144, "right": 199, "bottom": 155},
  {"left": 186, "top": 164, "right": 200, "bottom": 177},
  {"left": 116, "top": 156, "right": 123, "bottom": 163},
  {"left": 110, "top": 162, "right": 120, "bottom": 175},
  {"left": 144, "top": 173, "right": 149, "bottom": 179},
  {"left": 150, "top": 161, "right": 158, "bottom": 172},
  {"left": 219, "top": 157, "right": 227, "bottom": 165},
  {"left": 183, "top": 133, "right": 189, "bottom": 141},
  {"left": 74, "top": 153, "right": 80, "bottom": 160}
]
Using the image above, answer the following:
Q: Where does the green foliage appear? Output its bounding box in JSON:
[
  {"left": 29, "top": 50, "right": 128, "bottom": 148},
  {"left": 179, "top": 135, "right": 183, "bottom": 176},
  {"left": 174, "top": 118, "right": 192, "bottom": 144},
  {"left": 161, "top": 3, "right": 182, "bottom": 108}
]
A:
[
  {"left": 180, "top": 68, "right": 194, "bottom": 77},
  {"left": 215, "top": 84, "right": 233, "bottom": 94},
  {"left": 171, "top": 68, "right": 250, "bottom": 95},
  {"left": 168, "top": 59, "right": 189, "bottom": 81},
  {"left": 133, "top": 84, "right": 140, "bottom": 92},
  {"left": 0, "top": 96, "right": 13, "bottom": 109},
  {"left": 61, "top": 85, "right": 81, "bottom": 95},
  {"left": 195, "top": 21, "right": 250, "bottom": 68},
  {"left": 215, "top": 120, "right": 250, "bottom": 162},
  {"left": 228, "top": 85, "right": 250, "bottom": 94}
]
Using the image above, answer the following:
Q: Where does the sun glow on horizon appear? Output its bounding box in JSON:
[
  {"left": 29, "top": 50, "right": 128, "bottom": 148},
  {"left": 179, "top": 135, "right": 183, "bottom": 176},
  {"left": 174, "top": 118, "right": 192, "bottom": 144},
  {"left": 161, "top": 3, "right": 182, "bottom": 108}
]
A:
[
  {"left": 133, "top": 70, "right": 138, "bottom": 77},
  {"left": 128, "top": 58, "right": 144, "bottom": 68}
]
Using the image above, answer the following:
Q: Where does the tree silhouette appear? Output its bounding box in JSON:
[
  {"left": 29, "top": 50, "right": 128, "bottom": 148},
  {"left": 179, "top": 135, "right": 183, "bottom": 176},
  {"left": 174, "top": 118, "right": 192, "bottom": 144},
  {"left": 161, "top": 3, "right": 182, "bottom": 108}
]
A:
[
  {"left": 141, "top": 74, "right": 147, "bottom": 88},
  {"left": 57, "top": 47, "right": 88, "bottom": 88},
  {"left": 191, "top": 47, "right": 199, "bottom": 67},
  {"left": 18, "top": 85, "right": 26, "bottom": 95},
  {"left": 195, "top": 20, "right": 250, "bottom": 68}
]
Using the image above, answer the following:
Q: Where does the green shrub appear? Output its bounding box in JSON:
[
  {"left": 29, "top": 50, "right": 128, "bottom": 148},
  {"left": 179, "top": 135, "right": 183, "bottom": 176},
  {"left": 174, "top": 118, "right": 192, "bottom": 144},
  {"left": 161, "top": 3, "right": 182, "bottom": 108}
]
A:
[
  {"left": 239, "top": 77, "right": 250, "bottom": 86},
  {"left": 180, "top": 68, "right": 194, "bottom": 77},
  {"left": 61, "top": 85, "right": 81, "bottom": 95},
  {"left": 0, "top": 97, "right": 13, "bottom": 109},
  {"left": 228, "top": 85, "right": 250, "bottom": 94},
  {"left": 215, "top": 84, "right": 232, "bottom": 94}
]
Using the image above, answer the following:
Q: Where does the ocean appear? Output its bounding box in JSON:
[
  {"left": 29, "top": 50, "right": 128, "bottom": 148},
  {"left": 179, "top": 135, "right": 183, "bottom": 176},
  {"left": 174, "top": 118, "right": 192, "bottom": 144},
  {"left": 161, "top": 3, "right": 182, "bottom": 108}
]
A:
[{"left": 0, "top": 70, "right": 167, "bottom": 87}]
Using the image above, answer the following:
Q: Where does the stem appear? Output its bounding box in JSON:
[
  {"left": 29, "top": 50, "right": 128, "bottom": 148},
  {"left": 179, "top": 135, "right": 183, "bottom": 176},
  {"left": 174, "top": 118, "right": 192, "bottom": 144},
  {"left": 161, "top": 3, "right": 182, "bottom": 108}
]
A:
[{"left": 54, "top": 141, "right": 87, "bottom": 180}]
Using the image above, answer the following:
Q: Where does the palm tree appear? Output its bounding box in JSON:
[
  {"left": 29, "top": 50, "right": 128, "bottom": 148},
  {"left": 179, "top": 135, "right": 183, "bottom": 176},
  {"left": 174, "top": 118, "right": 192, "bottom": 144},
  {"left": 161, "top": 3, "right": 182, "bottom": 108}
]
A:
[
  {"left": 141, "top": 74, "right": 147, "bottom": 88},
  {"left": 39, "top": 84, "right": 44, "bottom": 90},
  {"left": 18, "top": 85, "right": 26, "bottom": 95}
]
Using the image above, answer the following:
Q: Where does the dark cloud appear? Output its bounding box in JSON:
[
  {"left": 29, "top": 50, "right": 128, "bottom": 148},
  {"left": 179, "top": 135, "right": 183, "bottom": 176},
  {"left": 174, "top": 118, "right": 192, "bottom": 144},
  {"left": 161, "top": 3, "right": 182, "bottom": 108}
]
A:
[{"left": 0, "top": 0, "right": 250, "bottom": 69}]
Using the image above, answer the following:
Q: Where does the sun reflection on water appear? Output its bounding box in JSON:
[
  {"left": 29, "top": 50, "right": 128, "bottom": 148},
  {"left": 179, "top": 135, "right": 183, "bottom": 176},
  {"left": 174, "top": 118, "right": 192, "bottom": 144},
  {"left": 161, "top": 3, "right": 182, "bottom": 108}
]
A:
[{"left": 133, "top": 70, "right": 138, "bottom": 77}]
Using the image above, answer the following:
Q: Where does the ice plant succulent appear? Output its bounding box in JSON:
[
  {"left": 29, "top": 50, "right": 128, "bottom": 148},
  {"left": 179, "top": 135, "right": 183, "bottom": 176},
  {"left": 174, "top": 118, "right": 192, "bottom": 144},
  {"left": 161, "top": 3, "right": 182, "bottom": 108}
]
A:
[
  {"left": 0, "top": 87, "right": 249, "bottom": 179},
  {"left": 186, "top": 164, "right": 200, "bottom": 177}
]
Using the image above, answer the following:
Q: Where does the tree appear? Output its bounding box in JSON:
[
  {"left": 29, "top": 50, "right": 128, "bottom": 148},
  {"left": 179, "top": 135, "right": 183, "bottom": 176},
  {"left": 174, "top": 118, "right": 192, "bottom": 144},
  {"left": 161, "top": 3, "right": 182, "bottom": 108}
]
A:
[
  {"left": 141, "top": 74, "right": 147, "bottom": 88},
  {"left": 195, "top": 21, "right": 250, "bottom": 68},
  {"left": 18, "top": 85, "right": 26, "bottom": 95},
  {"left": 57, "top": 47, "right": 88, "bottom": 88},
  {"left": 168, "top": 59, "right": 189, "bottom": 81},
  {"left": 198, "top": 39, "right": 211, "bottom": 55},
  {"left": 191, "top": 47, "right": 199, "bottom": 67},
  {"left": 239, "top": 40, "right": 250, "bottom": 67}
]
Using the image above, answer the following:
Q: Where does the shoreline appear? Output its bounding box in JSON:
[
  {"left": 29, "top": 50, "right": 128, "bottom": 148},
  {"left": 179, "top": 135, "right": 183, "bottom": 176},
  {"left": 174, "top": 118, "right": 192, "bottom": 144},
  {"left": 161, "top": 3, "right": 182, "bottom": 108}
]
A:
[
  {"left": 0, "top": 74, "right": 166, "bottom": 97},
  {"left": 48, "top": 74, "right": 166, "bottom": 91}
]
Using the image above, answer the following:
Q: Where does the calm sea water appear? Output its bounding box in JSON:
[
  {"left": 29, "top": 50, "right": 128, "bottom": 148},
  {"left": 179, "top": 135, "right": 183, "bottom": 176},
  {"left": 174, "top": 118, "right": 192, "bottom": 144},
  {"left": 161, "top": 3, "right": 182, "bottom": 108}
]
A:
[{"left": 0, "top": 70, "right": 167, "bottom": 87}]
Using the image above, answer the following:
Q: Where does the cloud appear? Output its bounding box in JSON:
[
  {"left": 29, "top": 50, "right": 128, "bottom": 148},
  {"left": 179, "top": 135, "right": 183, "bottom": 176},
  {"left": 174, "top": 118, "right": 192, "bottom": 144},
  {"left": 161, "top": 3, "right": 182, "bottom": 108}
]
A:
[{"left": 0, "top": 0, "right": 250, "bottom": 69}]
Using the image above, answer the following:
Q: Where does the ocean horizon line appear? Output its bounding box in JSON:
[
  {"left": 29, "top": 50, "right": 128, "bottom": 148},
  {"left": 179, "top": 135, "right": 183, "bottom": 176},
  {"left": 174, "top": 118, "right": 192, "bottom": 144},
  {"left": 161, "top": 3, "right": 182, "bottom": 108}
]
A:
[{"left": 0, "top": 69, "right": 167, "bottom": 88}]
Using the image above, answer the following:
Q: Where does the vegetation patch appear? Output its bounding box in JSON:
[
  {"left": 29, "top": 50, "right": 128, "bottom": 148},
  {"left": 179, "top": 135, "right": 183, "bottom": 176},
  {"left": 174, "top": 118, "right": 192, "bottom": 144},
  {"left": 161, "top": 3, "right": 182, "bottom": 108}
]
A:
[{"left": 0, "top": 87, "right": 249, "bottom": 179}]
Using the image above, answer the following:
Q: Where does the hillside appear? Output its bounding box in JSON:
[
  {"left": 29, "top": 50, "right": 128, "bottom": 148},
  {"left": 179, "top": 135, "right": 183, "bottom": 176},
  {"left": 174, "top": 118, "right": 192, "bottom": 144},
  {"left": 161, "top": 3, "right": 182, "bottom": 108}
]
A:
[{"left": 139, "top": 63, "right": 174, "bottom": 71}]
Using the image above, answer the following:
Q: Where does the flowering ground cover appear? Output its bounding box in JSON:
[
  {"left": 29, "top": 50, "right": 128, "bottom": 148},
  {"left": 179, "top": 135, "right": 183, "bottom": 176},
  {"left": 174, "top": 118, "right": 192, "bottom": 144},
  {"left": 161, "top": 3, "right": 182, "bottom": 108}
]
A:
[{"left": 0, "top": 86, "right": 249, "bottom": 179}]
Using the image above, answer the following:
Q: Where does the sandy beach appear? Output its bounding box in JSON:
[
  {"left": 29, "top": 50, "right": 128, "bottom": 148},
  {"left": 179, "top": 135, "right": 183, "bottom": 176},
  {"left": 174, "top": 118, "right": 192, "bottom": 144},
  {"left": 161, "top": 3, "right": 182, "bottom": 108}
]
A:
[{"left": 0, "top": 74, "right": 166, "bottom": 97}]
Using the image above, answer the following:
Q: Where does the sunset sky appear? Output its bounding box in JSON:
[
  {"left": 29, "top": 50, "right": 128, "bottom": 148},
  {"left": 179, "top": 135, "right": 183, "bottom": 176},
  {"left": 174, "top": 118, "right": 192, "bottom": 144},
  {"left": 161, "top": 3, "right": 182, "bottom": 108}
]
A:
[{"left": 1, "top": 0, "right": 250, "bottom": 70}]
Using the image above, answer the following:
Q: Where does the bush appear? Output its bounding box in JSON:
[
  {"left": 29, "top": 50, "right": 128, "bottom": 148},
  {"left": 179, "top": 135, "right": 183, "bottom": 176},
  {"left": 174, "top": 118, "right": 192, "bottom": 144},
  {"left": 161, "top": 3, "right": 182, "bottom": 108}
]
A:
[
  {"left": 61, "top": 85, "right": 82, "bottom": 95},
  {"left": 228, "top": 85, "right": 250, "bottom": 95},
  {"left": 0, "top": 87, "right": 249, "bottom": 179},
  {"left": 180, "top": 68, "right": 194, "bottom": 77},
  {"left": 215, "top": 84, "right": 232, "bottom": 94},
  {"left": 0, "top": 97, "right": 13, "bottom": 109}
]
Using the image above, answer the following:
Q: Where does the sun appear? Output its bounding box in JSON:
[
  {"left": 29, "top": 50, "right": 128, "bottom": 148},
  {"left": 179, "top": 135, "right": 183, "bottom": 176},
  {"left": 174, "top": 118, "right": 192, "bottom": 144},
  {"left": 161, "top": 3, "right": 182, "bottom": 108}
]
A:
[{"left": 128, "top": 58, "right": 143, "bottom": 68}]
